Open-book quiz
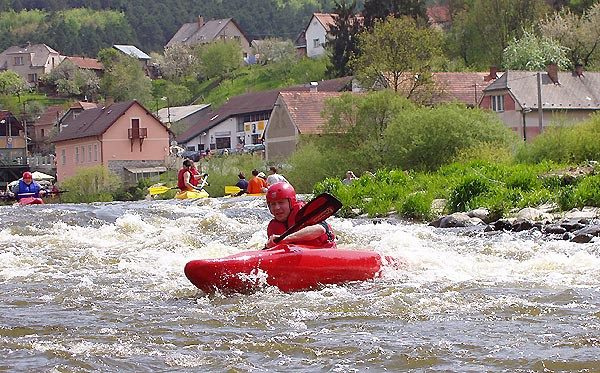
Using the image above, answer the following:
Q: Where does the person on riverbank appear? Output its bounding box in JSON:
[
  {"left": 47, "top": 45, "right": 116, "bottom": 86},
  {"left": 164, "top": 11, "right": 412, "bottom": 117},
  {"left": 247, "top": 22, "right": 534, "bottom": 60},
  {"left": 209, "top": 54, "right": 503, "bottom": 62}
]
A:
[
  {"left": 266, "top": 166, "right": 288, "bottom": 185},
  {"left": 9, "top": 171, "right": 46, "bottom": 201},
  {"left": 342, "top": 170, "right": 358, "bottom": 185},
  {"left": 264, "top": 182, "right": 336, "bottom": 249},
  {"left": 247, "top": 169, "right": 268, "bottom": 194},
  {"left": 177, "top": 159, "right": 206, "bottom": 192}
]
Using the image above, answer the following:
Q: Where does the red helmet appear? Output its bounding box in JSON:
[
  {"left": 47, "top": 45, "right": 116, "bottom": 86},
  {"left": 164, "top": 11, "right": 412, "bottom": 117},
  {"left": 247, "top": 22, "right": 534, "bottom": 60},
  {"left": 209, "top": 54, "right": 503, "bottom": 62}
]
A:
[
  {"left": 266, "top": 182, "right": 296, "bottom": 204},
  {"left": 23, "top": 171, "right": 33, "bottom": 179}
]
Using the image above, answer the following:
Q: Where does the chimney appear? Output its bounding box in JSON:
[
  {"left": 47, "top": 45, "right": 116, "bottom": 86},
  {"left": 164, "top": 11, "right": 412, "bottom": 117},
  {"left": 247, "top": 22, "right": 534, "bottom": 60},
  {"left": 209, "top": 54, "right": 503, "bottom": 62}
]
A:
[
  {"left": 310, "top": 81, "right": 318, "bottom": 92},
  {"left": 547, "top": 63, "right": 559, "bottom": 84},
  {"left": 198, "top": 16, "right": 204, "bottom": 28},
  {"left": 575, "top": 63, "right": 583, "bottom": 77},
  {"left": 104, "top": 97, "right": 114, "bottom": 107},
  {"left": 485, "top": 66, "right": 498, "bottom": 82}
]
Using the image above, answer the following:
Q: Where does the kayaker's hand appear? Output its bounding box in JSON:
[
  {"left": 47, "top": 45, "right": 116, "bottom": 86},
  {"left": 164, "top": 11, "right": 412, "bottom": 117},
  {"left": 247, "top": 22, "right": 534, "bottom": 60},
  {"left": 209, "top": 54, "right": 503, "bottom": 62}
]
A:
[{"left": 265, "top": 235, "right": 281, "bottom": 249}]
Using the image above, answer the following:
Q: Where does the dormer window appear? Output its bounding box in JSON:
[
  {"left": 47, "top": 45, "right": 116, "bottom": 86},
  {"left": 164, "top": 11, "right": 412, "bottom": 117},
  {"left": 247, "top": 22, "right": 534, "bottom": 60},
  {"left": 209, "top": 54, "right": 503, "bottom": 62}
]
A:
[
  {"left": 14, "top": 56, "right": 23, "bottom": 65},
  {"left": 491, "top": 95, "right": 504, "bottom": 112}
]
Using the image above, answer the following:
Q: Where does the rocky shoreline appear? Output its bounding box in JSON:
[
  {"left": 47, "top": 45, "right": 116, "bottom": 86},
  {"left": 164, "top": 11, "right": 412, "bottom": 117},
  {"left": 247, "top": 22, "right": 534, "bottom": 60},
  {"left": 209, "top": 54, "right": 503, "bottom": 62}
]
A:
[{"left": 430, "top": 206, "right": 600, "bottom": 243}]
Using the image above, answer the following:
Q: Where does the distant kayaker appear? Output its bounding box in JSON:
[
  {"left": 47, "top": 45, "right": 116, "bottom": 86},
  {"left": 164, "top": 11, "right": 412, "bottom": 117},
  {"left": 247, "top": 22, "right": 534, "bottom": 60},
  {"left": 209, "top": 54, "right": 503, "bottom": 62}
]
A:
[
  {"left": 264, "top": 182, "right": 336, "bottom": 249},
  {"left": 9, "top": 171, "right": 46, "bottom": 201},
  {"left": 247, "top": 169, "right": 268, "bottom": 194},
  {"left": 235, "top": 172, "right": 249, "bottom": 195},
  {"left": 178, "top": 159, "right": 206, "bottom": 192},
  {"left": 266, "top": 166, "right": 288, "bottom": 185}
]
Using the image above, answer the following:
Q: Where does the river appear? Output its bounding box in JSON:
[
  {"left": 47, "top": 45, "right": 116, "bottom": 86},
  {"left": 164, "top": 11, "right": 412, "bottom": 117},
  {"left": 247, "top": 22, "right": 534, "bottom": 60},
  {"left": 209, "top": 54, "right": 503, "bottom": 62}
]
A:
[{"left": 1, "top": 197, "right": 599, "bottom": 371}]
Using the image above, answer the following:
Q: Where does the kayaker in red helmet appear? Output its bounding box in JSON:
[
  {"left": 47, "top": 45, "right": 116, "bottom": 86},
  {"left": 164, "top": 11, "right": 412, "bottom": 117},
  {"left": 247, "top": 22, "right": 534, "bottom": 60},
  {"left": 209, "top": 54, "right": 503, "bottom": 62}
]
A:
[
  {"left": 265, "top": 182, "right": 336, "bottom": 249},
  {"left": 9, "top": 171, "right": 46, "bottom": 201}
]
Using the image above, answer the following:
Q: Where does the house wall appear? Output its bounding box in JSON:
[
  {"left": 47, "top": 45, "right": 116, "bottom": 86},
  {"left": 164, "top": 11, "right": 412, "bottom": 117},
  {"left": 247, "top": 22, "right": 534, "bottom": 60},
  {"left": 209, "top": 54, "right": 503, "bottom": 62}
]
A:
[
  {"left": 54, "top": 104, "right": 170, "bottom": 182},
  {"left": 264, "top": 99, "right": 298, "bottom": 161},
  {"left": 0, "top": 50, "right": 61, "bottom": 85},
  {"left": 306, "top": 16, "right": 327, "bottom": 58}
]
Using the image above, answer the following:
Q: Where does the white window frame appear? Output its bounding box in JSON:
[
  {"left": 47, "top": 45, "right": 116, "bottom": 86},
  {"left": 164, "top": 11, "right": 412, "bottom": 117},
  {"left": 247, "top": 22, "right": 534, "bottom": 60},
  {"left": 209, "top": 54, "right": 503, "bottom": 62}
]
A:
[{"left": 491, "top": 95, "right": 504, "bottom": 112}]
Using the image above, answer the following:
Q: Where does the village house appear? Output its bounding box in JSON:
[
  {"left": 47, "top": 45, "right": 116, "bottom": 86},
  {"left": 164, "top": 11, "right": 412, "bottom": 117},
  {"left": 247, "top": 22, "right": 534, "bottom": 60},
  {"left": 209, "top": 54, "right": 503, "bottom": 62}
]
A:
[
  {"left": 176, "top": 77, "right": 353, "bottom": 154},
  {"left": 0, "top": 110, "right": 27, "bottom": 186},
  {"left": 303, "top": 13, "right": 336, "bottom": 58},
  {"left": 480, "top": 64, "right": 600, "bottom": 141},
  {"left": 156, "top": 103, "right": 211, "bottom": 137},
  {"left": 57, "top": 101, "right": 100, "bottom": 132},
  {"left": 52, "top": 100, "right": 172, "bottom": 184},
  {"left": 0, "top": 43, "right": 64, "bottom": 86},
  {"left": 264, "top": 91, "right": 345, "bottom": 161},
  {"left": 166, "top": 16, "right": 252, "bottom": 59},
  {"left": 113, "top": 45, "right": 152, "bottom": 76}
]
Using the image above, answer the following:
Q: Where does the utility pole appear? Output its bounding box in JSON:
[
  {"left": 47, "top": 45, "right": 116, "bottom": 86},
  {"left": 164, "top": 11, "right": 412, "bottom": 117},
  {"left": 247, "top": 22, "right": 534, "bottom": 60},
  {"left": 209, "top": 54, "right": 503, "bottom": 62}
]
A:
[
  {"left": 23, "top": 101, "right": 28, "bottom": 158},
  {"left": 537, "top": 72, "right": 543, "bottom": 133}
]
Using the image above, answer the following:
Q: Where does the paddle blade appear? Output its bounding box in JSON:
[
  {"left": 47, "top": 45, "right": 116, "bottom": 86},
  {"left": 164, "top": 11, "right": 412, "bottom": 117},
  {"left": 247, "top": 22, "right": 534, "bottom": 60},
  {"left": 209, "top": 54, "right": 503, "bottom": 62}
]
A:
[
  {"left": 274, "top": 193, "right": 342, "bottom": 244},
  {"left": 148, "top": 185, "right": 175, "bottom": 195},
  {"left": 225, "top": 186, "right": 242, "bottom": 195}
]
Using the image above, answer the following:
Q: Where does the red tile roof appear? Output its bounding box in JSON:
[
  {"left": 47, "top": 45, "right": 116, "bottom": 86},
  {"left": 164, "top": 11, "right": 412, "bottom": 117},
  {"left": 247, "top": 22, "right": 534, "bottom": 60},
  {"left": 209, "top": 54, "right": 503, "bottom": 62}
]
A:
[
  {"left": 279, "top": 91, "right": 345, "bottom": 134},
  {"left": 65, "top": 56, "right": 103, "bottom": 70}
]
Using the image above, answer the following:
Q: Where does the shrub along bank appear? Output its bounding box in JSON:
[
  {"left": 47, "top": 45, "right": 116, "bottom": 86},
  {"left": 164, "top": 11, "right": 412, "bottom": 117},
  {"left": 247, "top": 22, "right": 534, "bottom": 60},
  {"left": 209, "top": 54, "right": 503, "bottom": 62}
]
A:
[{"left": 313, "top": 161, "right": 600, "bottom": 221}]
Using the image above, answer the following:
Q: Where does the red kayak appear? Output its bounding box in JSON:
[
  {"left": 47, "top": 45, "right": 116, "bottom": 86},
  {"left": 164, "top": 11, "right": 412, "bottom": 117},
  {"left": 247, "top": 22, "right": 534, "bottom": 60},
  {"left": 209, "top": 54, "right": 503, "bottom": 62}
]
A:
[
  {"left": 18, "top": 197, "right": 44, "bottom": 205},
  {"left": 184, "top": 244, "right": 402, "bottom": 294}
]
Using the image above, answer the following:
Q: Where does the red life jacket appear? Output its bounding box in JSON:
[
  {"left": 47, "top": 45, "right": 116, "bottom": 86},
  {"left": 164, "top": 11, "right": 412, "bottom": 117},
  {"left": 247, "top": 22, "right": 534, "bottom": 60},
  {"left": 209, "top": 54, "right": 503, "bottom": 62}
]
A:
[
  {"left": 177, "top": 168, "right": 192, "bottom": 191},
  {"left": 267, "top": 201, "right": 336, "bottom": 248}
]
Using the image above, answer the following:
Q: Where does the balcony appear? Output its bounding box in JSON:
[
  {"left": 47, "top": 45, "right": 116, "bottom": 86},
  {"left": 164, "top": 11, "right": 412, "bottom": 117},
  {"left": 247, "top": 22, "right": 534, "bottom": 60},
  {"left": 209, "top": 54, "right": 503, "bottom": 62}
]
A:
[{"left": 128, "top": 127, "right": 148, "bottom": 139}]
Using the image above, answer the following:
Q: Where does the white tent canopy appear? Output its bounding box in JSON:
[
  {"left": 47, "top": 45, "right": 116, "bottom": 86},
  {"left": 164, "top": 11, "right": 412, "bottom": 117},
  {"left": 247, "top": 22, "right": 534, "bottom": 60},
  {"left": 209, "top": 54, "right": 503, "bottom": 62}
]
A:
[{"left": 31, "top": 171, "right": 55, "bottom": 181}]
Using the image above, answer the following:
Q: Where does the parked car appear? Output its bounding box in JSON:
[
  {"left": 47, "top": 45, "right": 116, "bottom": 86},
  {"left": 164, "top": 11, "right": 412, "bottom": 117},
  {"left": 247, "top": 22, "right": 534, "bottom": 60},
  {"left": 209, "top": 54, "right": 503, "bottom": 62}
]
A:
[{"left": 180, "top": 150, "right": 201, "bottom": 162}]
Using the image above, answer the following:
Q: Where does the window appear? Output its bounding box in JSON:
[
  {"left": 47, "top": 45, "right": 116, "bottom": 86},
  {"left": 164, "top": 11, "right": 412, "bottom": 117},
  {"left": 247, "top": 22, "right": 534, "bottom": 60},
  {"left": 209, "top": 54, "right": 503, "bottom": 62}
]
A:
[
  {"left": 14, "top": 56, "right": 23, "bottom": 65},
  {"left": 237, "top": 117, "right": 245, "bottom": 132},
  {"left": 215, "top": 137, "right": 231, "bottom": 149},
  {"left": 491, "top": 95, "right": 504, "bottom": 112},
  {"left": 81, "top": 146, "right": 85, "bottom": 162},
  {"left": 313, "top": 39, "right": 320, "bottom": 48},
  {"left": 28, "top": 74, "right": 37, "bottom": 83},
  {"left": 74, "top": 147, "right": 79, "bottom": 163},
  {"left": 88, "top": 145, "right": 92, "bottom": 162},
  {"left": 61, "top": 149, "right": 66, "bottom": 165},
  {"left": 93, "top": 144, "right": 98, "bottom": 161},
  {"left": 40, "top": 128, "right": 45, "bottom": 138}
]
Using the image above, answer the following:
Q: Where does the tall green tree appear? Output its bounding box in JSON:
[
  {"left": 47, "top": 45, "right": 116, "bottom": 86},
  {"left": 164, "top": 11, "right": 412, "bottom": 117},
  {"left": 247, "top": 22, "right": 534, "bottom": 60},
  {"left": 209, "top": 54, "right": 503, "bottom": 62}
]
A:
[
  {"left": 446, "top": 0, "right": 550, "bottom": 69},
  {"left": 99, "top": 50, "right": 152, "bottom": 103},
  {"left": 326, "top": 0, "right": 363, "bottom": 78},
  {"left": 198, "top": 40, "right": 243, "bottom": 79},
  {"left": 351, "top": 16, "right": 443, "bottom": 99}
]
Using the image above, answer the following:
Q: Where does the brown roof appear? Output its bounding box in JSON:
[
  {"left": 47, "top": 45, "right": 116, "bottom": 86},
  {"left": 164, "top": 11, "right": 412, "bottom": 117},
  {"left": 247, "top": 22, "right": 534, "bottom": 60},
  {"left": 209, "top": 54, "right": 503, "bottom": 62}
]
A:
[
  {"left": 33, "top": 105, "right": 64, "bottom": 127},
  {"left": 167, "top": 18, "right": 250, "bottom": 47},
  {"left": 52, "top": 100, "right": 167, "bottom": 142},
  {"left": 279, "top": 91, "right": 345, "bottom": 134},
  {"left": 313, "top": 13, "right": 336, "bottom": 32},
  {"left": 65, "top": 56, "right": 103, "bottom": 70},
  {"left": 177, "top": 77, "right": 353, "bottom": 142},
  {"left": 426, "top": 6, "right": 451, "bottom": 24}
]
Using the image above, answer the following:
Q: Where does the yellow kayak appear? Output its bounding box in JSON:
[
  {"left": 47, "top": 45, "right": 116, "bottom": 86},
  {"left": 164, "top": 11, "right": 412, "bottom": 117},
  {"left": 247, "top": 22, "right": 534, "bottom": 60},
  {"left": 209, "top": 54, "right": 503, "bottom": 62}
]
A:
[{"left": 175, "top": 190, "right": 209, "bottom": 199}]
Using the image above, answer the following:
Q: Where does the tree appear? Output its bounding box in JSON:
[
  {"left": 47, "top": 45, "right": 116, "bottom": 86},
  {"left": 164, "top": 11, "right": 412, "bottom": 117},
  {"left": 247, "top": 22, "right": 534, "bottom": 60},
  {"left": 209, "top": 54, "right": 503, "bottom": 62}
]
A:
[
  {"left": 319, "top": 90, "right": 415, "bottom": 172},
  {"left": 160, "top": 44, "right": 201, "bottom": 80},
  {"left": 351, "top": 16, "right": 443, "bottom": 99},
  {"left": 539, "top": 3, "right": 600, "bottom": 69},
  {"left": 362, "top": 0, "right": 428, "bottom": 29},
  {"left": 43, "top": 60, "right": 100, "bottom": 98},
  {"left": 252, "top": 38, "right": 296, "bottom": 65},
  {"left": 446, "top": 0, "right": 550, "bottom": 69},
  {"left": 502, "top": 29, "right": 570, "bottom": 70},
  {"left": 100, "top": 52, "right": 152, "bottom": 103},
  {"left": 198, "top": 40, "right": 243, "bottom": 79},
  {"left": 0, "top": 70, "right": 26, "bottom": 95},
  {"left": 326, "top": 0, "right": 363, "bottom": 78}
]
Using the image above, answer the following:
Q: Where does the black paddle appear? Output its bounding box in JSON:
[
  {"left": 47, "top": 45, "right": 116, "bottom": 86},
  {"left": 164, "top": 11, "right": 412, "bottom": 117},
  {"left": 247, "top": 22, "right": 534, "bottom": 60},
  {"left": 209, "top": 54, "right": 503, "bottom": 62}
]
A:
[{"left": 273, "top": 193, "right": 342, "bottom": 244}]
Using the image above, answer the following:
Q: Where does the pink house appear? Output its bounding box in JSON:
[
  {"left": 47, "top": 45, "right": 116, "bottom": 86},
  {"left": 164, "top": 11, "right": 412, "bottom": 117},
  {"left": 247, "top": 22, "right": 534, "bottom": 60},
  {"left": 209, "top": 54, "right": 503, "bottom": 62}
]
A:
[{"left": 52, "top": 100, "right": 173, "bottom": 184}]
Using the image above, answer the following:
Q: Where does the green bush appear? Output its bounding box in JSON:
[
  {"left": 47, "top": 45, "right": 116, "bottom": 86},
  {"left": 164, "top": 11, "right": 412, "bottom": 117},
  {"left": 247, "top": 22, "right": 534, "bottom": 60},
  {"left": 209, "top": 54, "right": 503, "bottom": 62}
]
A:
[
  {"left": 573, "top": 174, "right": 600, "bottom": 207},
  {"left": 60, "top": 166, "right": 121, "bottom": 203},
  {"left": 448, "top": 175, "right": 490, "bottom": 212}
]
